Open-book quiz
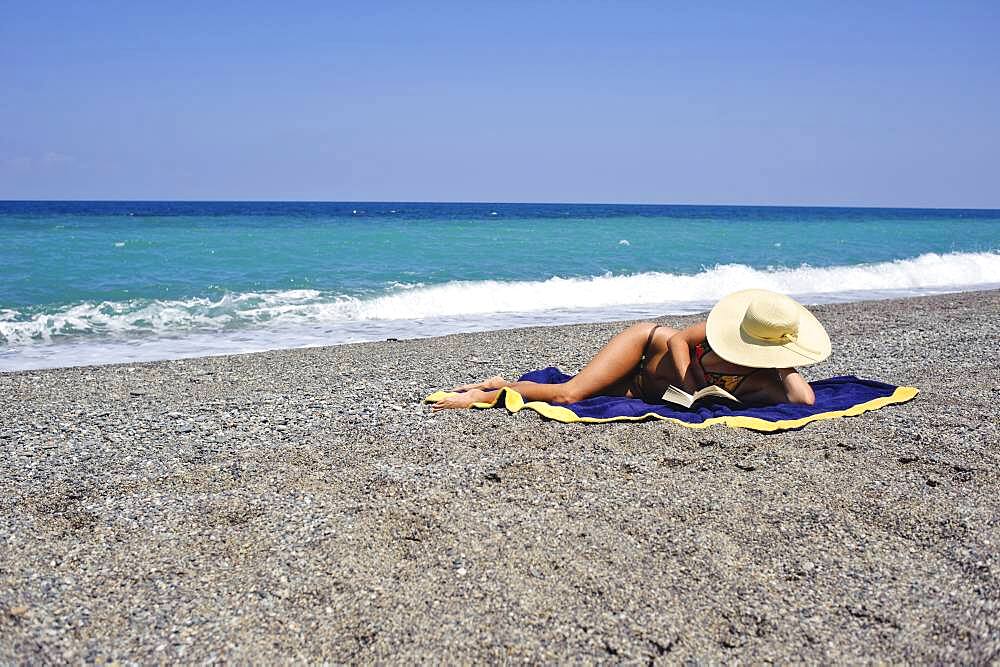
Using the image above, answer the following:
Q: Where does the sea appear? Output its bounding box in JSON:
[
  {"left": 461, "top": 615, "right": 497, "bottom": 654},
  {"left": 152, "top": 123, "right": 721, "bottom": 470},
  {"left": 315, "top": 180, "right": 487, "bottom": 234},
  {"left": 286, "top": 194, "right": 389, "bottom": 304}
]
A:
[{"left": 2, "top": 201, "right": 998, "bottom": 371}]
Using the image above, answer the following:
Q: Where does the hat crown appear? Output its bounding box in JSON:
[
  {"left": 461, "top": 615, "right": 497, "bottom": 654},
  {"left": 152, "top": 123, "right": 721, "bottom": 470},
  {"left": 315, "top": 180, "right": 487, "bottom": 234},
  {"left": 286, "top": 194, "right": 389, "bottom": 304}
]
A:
[
  {"left": 707, "top": 288, "right": 830, "bottom": 367},
  {"left": 741, "top": 297, "right": 800, "bottom": 342}
]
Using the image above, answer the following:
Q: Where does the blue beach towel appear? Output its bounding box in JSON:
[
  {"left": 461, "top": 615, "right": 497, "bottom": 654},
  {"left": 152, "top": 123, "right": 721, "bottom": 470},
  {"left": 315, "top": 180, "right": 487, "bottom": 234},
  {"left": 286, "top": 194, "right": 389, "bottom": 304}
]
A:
[{"left": 425, "top": 367, "right": 918, "bottom": 431}]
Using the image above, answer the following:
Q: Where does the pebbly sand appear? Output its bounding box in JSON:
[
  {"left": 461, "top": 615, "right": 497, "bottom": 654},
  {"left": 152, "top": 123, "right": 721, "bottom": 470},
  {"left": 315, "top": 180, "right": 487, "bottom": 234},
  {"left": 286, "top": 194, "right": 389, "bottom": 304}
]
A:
[{"left": 1, "top": 290, "right": 998, "bottom": 663}]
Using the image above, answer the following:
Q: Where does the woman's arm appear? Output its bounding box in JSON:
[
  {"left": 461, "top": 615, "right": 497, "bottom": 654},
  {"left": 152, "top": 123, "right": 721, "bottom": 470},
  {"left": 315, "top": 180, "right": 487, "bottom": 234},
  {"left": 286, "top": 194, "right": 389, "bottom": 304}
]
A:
[
  {"left": 778, "top": 368, "right": 815, "bottom": 405},
  {"left": 734, "top": 369, "right": 814, "bottom": 406},
  {"left": 666, "top": 321, "right": 707, "bottom": 392}
]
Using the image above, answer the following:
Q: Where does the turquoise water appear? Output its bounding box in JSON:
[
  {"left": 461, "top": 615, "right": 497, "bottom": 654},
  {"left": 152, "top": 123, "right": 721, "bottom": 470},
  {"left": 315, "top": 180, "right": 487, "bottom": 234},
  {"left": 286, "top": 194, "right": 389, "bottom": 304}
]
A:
[{"left": 2, "top": 201, "right": 998, "bottom": 370}]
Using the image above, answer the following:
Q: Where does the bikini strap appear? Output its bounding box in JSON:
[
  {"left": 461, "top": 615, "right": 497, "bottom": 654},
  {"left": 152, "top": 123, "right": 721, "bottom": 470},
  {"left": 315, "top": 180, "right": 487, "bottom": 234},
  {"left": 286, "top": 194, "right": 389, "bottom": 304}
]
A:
[
  {"left": 632, "top": 324, "right": 663, "bottom": 402},
  {"left": 639, "top": 324, "right": 662, "bottom": 369}
]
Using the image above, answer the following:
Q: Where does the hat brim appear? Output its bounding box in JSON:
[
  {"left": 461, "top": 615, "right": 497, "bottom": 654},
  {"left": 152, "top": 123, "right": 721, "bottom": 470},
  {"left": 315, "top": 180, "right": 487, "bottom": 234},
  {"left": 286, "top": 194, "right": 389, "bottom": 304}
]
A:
[{"left": 706, "top": 289, "right": 831, "bottom": 368}]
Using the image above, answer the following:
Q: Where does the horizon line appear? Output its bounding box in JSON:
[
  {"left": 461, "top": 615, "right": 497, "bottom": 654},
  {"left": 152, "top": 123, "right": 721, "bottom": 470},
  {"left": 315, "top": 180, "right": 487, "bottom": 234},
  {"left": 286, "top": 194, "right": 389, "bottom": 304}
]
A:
[{"left": 2, "top": 198, "right": 999, "bottom": 212}]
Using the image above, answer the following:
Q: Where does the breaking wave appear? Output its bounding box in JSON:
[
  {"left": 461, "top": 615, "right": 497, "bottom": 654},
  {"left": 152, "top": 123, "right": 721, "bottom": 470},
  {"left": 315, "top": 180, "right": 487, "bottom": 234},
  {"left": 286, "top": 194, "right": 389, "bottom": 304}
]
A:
[
  {"left": 2, "top": 251, "right": 998, "bottom": 348},
  {"left": 1, "top": 251, "right": 998, "bottom": 370}
]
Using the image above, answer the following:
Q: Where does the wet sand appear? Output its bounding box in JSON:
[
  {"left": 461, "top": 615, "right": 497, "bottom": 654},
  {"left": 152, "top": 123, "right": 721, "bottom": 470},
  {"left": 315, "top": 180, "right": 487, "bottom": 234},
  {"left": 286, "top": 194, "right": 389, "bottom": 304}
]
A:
[{"left": 1, "top": 290, "right": 998, "bottom": 662}]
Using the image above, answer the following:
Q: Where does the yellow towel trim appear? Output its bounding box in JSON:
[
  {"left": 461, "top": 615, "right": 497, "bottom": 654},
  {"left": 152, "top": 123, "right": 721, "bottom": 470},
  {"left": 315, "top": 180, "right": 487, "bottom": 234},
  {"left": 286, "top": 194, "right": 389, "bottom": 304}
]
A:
[{"left": 424, "top": 386, "right": 919, "bottom": 431}]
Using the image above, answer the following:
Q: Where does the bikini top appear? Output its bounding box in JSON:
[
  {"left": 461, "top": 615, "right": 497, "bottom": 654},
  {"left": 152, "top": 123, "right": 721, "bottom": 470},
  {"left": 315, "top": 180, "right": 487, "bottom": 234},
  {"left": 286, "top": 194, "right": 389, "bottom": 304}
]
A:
[{"left": 695, "top": 339, "right": 768, "bottom": 393}]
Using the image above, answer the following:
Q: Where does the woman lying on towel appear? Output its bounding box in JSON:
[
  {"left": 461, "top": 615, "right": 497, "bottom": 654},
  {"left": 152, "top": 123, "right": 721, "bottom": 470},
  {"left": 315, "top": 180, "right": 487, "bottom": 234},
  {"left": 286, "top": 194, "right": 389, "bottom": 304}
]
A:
[{"left": 432, "top": 289, "right": 831, "bottom": 411}]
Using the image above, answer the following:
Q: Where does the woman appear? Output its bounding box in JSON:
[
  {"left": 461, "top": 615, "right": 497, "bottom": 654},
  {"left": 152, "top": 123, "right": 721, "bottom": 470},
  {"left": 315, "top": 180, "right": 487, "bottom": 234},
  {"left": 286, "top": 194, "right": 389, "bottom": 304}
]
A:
[{"left": 432, "top": 289, "right": 831, "bottom": 411}]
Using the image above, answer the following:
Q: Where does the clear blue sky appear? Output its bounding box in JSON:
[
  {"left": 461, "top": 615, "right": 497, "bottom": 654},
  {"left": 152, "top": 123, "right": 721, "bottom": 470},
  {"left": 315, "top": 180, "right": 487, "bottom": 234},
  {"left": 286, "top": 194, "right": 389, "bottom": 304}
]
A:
[{"left": 2, "top": 2, "right": 998, "bottom": 207}]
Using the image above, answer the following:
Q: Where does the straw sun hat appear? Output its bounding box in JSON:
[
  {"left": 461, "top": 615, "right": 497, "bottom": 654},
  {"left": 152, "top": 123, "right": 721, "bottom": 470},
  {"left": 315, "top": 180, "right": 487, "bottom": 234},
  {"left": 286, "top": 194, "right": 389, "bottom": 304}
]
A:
[{"left": 706, "top": 289, "right": 831, "bottom": 368}]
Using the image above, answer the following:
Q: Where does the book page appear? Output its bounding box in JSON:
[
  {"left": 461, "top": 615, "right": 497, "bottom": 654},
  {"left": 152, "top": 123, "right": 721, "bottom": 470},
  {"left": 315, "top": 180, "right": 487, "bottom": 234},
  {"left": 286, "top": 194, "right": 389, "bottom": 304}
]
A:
[
  {"left": 660, "top": 385, "right": 695, "bottom": 408},
  {"left": 692, "top": 385, "right": 740, "bottom": 403},
  {"left": 661, "top": 384, "right": 741, "bottom": 407}
]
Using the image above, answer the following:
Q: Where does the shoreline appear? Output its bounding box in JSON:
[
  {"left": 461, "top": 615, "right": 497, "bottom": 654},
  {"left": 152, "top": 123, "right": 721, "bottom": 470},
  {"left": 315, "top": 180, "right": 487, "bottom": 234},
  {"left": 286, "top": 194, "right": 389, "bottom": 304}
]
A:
[
  {"left": 2, "top": 290, "right": 998, "bottom": 661},
  {"left": 4, "top": 281, "right": 1000, "bottom": 374}
]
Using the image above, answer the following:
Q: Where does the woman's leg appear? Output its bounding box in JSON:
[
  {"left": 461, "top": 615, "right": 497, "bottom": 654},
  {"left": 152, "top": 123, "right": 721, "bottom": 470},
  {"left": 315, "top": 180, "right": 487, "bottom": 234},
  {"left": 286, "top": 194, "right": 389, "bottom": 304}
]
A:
[
  {"left": 432, "top": 323, "right": 676, "bottom": 410},
  {"left": 450, "top": 375, "right": 508, "bottom": 392}
]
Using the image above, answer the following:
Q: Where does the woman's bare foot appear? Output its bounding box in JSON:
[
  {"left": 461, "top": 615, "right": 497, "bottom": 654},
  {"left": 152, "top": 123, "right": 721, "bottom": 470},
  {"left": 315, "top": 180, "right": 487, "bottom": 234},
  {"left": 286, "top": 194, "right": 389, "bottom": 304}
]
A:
[
  {"left": 432, "top": 388, "right": 494, "bottom": 411},
  {"left": 450, "top": 375, "right": 507, "bottom": 392}
]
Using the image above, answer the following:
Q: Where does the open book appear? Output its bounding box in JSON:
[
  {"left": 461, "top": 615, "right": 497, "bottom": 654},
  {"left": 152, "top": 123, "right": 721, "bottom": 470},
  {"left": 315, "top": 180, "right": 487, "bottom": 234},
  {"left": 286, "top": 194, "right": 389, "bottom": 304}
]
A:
[{"left": 660, "top": 384, "right": 741, "bottom": 408}]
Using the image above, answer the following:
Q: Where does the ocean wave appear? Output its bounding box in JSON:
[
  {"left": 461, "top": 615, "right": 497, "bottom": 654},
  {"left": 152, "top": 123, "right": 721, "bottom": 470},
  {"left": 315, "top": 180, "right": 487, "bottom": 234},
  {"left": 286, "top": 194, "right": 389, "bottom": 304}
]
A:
[{"left": 2, "top": 251, "right": 998, "bottom": 347}]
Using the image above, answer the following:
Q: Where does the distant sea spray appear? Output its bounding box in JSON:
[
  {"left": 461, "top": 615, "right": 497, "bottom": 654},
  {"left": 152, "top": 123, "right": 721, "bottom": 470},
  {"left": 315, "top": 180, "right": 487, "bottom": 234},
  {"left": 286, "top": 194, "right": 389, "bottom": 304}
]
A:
[{"left": 1, "top": 201, "right": 998, "bottom": 370}]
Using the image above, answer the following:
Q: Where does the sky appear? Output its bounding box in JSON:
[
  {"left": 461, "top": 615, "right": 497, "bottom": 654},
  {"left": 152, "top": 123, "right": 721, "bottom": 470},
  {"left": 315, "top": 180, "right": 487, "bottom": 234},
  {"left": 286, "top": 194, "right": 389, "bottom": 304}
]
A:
[{"left": 1, "top": 2, "right": 998, "bottom": 207}]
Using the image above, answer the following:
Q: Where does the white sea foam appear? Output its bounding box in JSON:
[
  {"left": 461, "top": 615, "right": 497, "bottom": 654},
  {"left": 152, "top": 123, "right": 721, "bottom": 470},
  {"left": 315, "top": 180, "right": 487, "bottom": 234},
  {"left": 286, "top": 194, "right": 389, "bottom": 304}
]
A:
[
  {"left": 340, "top": 251, "right": 1000, "bottom": 321},
  {"left": 2, "top": 251, "right": 998, "bottom": 370}
]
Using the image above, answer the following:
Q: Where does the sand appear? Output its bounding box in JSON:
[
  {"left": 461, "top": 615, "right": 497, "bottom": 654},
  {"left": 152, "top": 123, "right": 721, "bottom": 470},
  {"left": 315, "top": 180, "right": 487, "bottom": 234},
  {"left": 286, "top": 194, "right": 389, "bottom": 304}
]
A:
[{"left": 1, "top": 290, "right": 998, "bottom": 663}]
